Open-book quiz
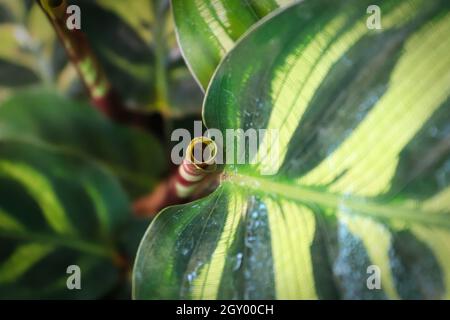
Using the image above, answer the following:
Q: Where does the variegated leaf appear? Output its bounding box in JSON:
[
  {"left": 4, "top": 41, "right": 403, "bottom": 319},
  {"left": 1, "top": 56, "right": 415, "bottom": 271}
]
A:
[
  {"left": 172, "top": 0, "right": 295, "bottom": 89},
  {"left": 0, "top": 141, "right": 130, "bottom": 298},
  {"left": 134, "top": 0, "right": 450, "bottom": 299},
  {"left": 0, "top": 89, "right": 165, "bottom": 196}
]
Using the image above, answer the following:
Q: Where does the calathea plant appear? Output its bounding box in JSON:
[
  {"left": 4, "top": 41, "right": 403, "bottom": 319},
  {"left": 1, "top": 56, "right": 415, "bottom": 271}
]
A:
[
  {"left": 0, "top": 0, "right": 448, "bottom": 300},
  {"left": 133, "top": 0, "right": 450, "bottom": 299}
]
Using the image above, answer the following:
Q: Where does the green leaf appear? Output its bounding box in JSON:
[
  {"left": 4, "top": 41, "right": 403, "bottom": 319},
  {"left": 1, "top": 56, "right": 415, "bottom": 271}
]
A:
[
  {"left": 0, "top": 59, "right": 39, "bottom": 87},
  {"left": 0, "top": 0, "right": 26, "bottom": 22},
  {"left": 80, "top": 0, "right": 203, "bottom": 116},
  {"left": 0, "top": 89, "right": 165, "bottom": 196},
  {"left": 134, "top": 0, "right": 450, "bottom": 299},
  {"left": 0, "top": 140, "right": 130, "bottom": 299},
  {"left": 0, "top": 23, "right": 41, "bottom": 92},
  {"left": 0, "top": 0, "right": 202, "bottom": 116},
  {"left": 0, "top": 3, "right": 73, "bottom": 99},
  {"left": 172, "top": 0, "right": 294, "bottom": 89}
]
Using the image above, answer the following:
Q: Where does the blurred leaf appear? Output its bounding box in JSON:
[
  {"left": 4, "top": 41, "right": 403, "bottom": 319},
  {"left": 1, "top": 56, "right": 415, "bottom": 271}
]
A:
[
  {"left": 0, "top": 140, "right": 130, "bottom": 299},
  {"left": 172, "top": 0, "right": 294, "bottom": 90},
  {"left": 0, "top": 3, "right": 74, "bottom": 99},
  {"left": 0, "top": 58, "right": 39, "bottom": 87},
  {"left": 78, "top": 0, "right": 155, "bottom": 106},
  {"left": 77, "top": 0, "right": 202, "bottom": 116},
  {"left": 0, "top": 22, "right": 41, "bottom": 99},
  {"left": 168, "top": 65, "right": 205, "bottom": 116},
  {"left": 27, "top": 4, "right": 55, "bottom": 59},
  {"left": 0, "top": 3, "right": 14, "bottom": 23},
  {"left": 0, "top": 0, "right": 26, "bottom": 22},
  {"left": 0, "top": 0, "right": 202, "bottom": 116},
  {"left": 0, "top": 24, "right": 37, "bottom": 73},
  {"left": 134, "top": 0, "right": 450, "bottom": 299},
  {"left": 0, "top": 89, "right": 166, "bottom": 196},
  {"left": 96, "top": 0, "right": 154, "bottom": 42}
]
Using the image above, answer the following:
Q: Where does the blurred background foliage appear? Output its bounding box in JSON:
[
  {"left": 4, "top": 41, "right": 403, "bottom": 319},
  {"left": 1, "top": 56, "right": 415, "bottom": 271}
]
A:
[
  {"left": 0, "top": 0, "right": 203, "bottom": 299},
  {"left": 0, "top": 0, "right": 202, "bottom": 116}
]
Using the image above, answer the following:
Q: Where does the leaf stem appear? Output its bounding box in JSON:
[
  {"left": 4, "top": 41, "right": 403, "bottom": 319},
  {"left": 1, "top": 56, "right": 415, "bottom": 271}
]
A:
[{"left": 36, "top": 0, "right": 145, "bottom": 126}]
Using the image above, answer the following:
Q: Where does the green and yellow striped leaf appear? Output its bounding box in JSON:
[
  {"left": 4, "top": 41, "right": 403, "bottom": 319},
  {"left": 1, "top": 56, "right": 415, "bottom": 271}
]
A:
[
  {"left": 172, "top": 0, "right": 295, "bottom": 90},
  {"left": 0, "top": 141, "right": 130, "bottom": 299},
  {"left": 0, "top": 0, "right": 73, "bottom": 99},
  {"left": 0, "top": 89, "right": 165, "bottom": 196},
  {"left": 134, "top": 0, "right": 450, "bottom": 299},
  {"left": 0, "top": 0, "right": 40, "bottom": 100},
  {"left": 78, "top": 0, "right": 203, "bottom": 115},
  {"left": 0, "top": 0, "right": 202, "bottom": 116}
]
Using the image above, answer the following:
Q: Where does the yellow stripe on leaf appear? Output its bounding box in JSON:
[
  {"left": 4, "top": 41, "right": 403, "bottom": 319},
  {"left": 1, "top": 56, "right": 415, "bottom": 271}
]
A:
[
  {"left": 258, "top": 0, "right": 425, "bottom": 175},
  {"left": 0, "top": 208, "right": 25, "bottom": 232},
  {"left": 273, "top": 0, "right": 292, "bottom": 6},
  {"left": 84, "top": 183, "right": 109, "bottom": 235},
  {"left": 266, "top": 198, "right": 317, "bottom": 299},
  {"left": 300, "top": 12, "right": 450, "bottom": 197},
  {"left": 190, "top": 190, "right": 244, "bottom": 299},
  {"left": 0, "top": 243, "right": 54, "bottom": 283},
  {"left": 195, "top": 0, "right": 234, "bottom": 53},
  {"left": 0, "top": 161, "right": 74, "bottom": 235},
  {"left": 340, "top": 212, "right": 399, "bottom": 299},
  {"left": 422, "top": 187, "right": 450, "bottom": 213},
  {"left": 410, "top": 226, "right": 450, "bottom": 299},
  {"left": 256, "top": 15, "right": 348, "bottom": 173}
]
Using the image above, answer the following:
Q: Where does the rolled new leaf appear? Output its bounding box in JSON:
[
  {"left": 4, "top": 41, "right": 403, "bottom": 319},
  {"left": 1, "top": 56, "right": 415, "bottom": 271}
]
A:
[
  {"left": 133, "top": 137, "right": 218, "bottom": 216},
  {"left": 174, "top": 137, "right": 218, "bottom": 199}
]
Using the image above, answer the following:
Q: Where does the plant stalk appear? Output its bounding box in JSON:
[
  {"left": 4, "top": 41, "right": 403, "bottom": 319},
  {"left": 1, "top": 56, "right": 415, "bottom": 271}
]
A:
[{"left": 37, "top": 0, "right": 136, "bottom": 123}]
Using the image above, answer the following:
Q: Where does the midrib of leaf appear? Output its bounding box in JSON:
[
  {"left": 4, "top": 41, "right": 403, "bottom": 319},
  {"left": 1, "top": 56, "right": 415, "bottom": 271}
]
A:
[{"left": 227, "top": 172, "right": 450, "bottom": 229}]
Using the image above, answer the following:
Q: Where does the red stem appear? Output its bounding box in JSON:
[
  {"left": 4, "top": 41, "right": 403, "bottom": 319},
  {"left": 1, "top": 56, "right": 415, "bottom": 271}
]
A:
[{"left": 37, "top": 0, "right": 149, "bottom": 125}]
